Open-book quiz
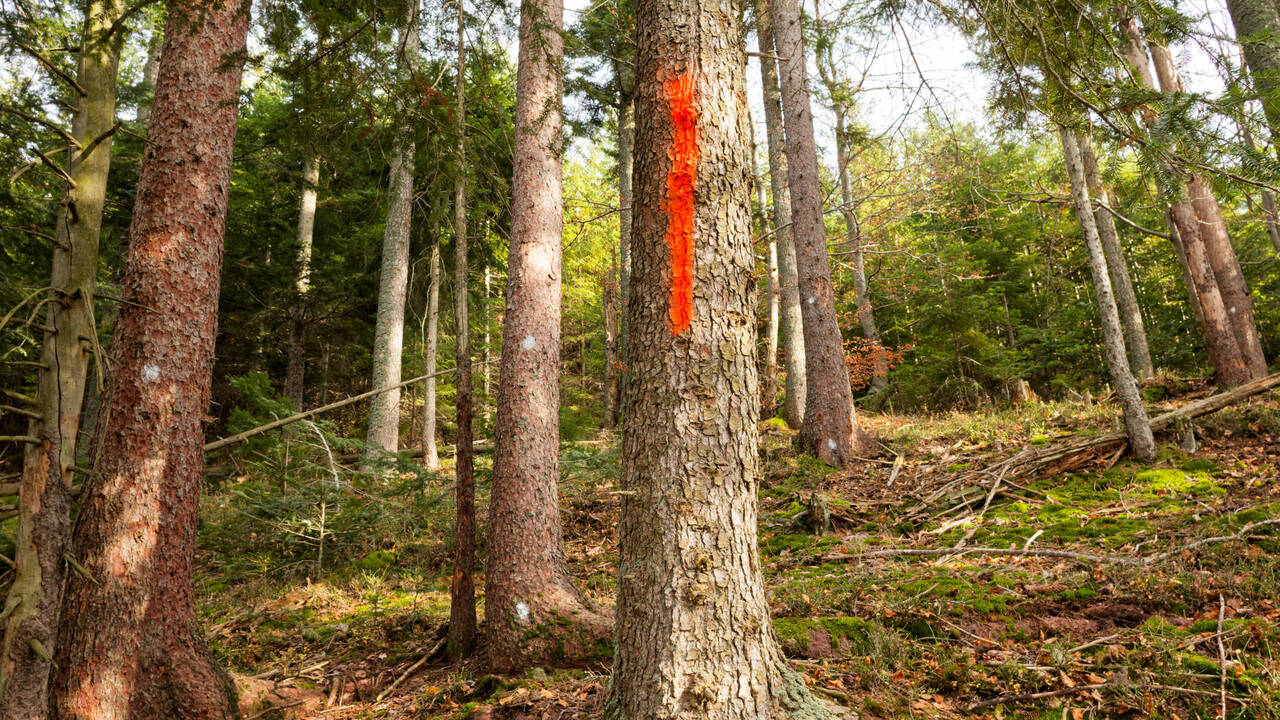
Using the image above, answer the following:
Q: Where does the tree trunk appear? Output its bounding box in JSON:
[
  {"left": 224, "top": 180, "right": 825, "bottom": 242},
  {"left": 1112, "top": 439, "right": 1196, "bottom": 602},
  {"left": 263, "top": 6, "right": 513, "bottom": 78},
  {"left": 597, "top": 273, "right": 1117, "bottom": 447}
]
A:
[
  {"left": 606, "top": 0, "right": 837, "bottom": 713},
  {"left": 1060, "top": 128, "right": 1156, "bottom": 462},
  {"left": 757, "top": 124, "right": 781, "bottom": 416},
  {"left": 421, "top": 235, "right": 441, "bottom": 470},
  {"left": 1119, "top": 17, "right": 1253, "bottom": 387},
  {"left": 604, "top": 246, "right": 619, "bottom": 428},
  {"left": 448, "top": 0, "right": 477, "bottom": 660},
  {"left": 616, "top": 87, "right": 635, "bottom": 417},
  {"left": 1076, "top": 132, "right": 1154, "bottom": 379},
  {"left": 364, "top": 9, "right": 420, "bottom": 461},
  {"left": 286, "top": 154, "right": 320, "bottom": 409},
  {"left": 135, "top": 13, "right": 162, "bottom": 127},
  {"left": 1147, "top": 41, "right": 1268, "bottom": 378},
  {"left": 1235, "top": 94, "right": 1280, "bottom": 252},
  {"left": 50, "top": 2, "right": 250, "bottom": 717},
  {"left": 769, "top": 0, "right": 868, "bottom": 464},
  {"left": 753, "top": 0, "right": 806, "bottom": 427},
  {"left": 486, "top": 0, "right": 610, "bottom": 673},
  {"left": 0, "top": 1, "right": 129, "bottom": 715},
  {"left": 1226, "top": 0, "right": 1280, "bottom": 139},
  {"left": 483, "top": 263, "right": 492, "bottom": 416},
  {"left": 833, "top": 105, "right": 887, "bottom": 392}
]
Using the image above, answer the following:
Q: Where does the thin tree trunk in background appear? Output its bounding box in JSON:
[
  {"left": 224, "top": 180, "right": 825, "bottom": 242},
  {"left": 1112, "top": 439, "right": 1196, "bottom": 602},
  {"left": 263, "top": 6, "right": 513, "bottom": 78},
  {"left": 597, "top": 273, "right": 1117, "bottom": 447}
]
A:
[
  {"left": 606, "top": 0, "right": 836, "bottom": 711},
  {"left": 1061, "top": 128, "right": 1156, "bottom": 461},
  {"left": 50, "top": 1, "right": 250, "bottom": 717},
  {"left": 286, "top": 154, "right": 320, "bottom": 408},
  {"left": 616, "top": 84, "right": 635, "bottom": 416},
  {"left": 756, "top": 123, "right": 781, "bottom": 416},
  {"left": 1237, "top": 106, "right": 1280, "bottom": 252},
  {"left": 364, "top": 8, "right": 420, "bottom": 460},
  {"left": 1147, "top": 41, "right": 1268, "bottom": 378},
  {"left": 135, "top": 12, "right": 162, "bottom": 127},
  {"left": 811, "top": 0, "right": 886, "bottom": 393},
  {"left": 834, "top": 105, "right": 887, "bottom": 392},
  {"left": 0, "top": 0, "right": 128, "bottom": 714},
  {"left": 486, "top": 0, "right": 610, "bottom": 674},
  {"left": 1226, "top": 0, "right": 1280, "bottom": 139},
  {"left": 1120, "top": 17, "right": 1252, "bottom": 387},
  {"left": 1076, "top": 132, "right": 1154, "bottom": 380},
  {"left": 421, "top": 234, "right": 441, "bottom": 470},
  {"left": 770, "top": 0, "right": 868, "bottom": 465},
  {"left": 483, "top": 263, "right": 492, "bottom": 415},
  {"left": 604, "top": 246, "right": 619, "bottom": 427},
  {"left": 448, "top": 0, "right": 476, "bottom": 659},
  {"left": 753, "top": 0, "right": 806, "bottom": 427}
]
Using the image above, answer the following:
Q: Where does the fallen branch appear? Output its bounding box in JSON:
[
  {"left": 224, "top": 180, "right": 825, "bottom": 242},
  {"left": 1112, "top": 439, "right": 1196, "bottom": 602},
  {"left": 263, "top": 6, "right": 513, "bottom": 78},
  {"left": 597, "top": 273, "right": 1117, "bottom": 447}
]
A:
[
  {"left": 375, "top": 635, "right": 447, "bottom": 703},
  {"left": 203, "top": 361, "right": 493, "bottom": 453}
]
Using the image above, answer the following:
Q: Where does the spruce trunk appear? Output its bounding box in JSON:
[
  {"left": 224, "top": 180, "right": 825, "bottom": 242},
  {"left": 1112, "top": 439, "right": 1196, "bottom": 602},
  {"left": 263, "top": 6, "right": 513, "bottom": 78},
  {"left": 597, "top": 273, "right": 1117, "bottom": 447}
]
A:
[
  {"left": 1061, "top": 128, "right": 1156, "bottom": 462},
  {"left": 753, "top": 0, "right": 806, "bottom": 426},
  {"left": 486, "top": 0, "right": 609, "bottom": 672},
  {"left": 1226, "top": 0, "right": 1280, "bottom": 138},
  {"left": 769, "top": 0, "right": 868, "bottom": 464},
  {"left": 50, "top": 2, "right": 250, "bottom": 717},
  {"left": 0, "top": 1, "right": 128, "bottom": 714},
  {"left": 449, "top": 0, "right": 477, "bottom": 659},
  {"left": 606, "top": 0, "right": 838, "bottom": 712}
]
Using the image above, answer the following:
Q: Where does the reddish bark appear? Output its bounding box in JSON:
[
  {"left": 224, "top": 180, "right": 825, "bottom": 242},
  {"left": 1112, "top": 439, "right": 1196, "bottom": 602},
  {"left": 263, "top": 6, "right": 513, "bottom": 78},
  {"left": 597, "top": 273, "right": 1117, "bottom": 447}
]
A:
[
  {"left": 50, "top": 1, "right": 250, "bottom": 718},
  {"left": 485, "top": 0, "right": 610, "bottom": 673}
]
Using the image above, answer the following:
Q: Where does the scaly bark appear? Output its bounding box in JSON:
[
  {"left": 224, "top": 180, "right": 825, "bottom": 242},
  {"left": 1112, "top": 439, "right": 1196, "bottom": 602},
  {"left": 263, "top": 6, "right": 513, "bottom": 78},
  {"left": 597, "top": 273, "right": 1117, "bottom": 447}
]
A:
[
  {"left": 364, "top": 7, "right": 420, "bottom": 460},
  {"left": 753, "top": 0, "right": 806, "bottom": 426},
  {"left": 616, "top": 86, "right": 635, "bottom": 416},
  {"left": 1061, "top": 128, "right": 1156, "bottom": 462},
  {"left": 449, "top": 0, "right": 477, "bottom": 659},
  {"left": 0, "top": 1, "right": 129, "bottom": 715},
  {"left": 606, "top": 0, "right": 838, "bottom": 712},
  {"left": 1147, "top": 41, "right": 1268, "bottom": 378},
  {"left": 769, "top": 0, "right": 868, "bottom": 464},
  {"left": 1076, "top": 132, "right": 1154, "bottom": 379},
  {"left": 486, "top": 0, "right": 610, "bottom": 673},
  {"left": 755, "top": 121, "right": 781, "bottom": 415},
  {"left": 50, "top": 1, "right": 250, "bottom": 717},
  {"left": 286, "top": 154, "right": 319, "bottom": 409},
  {"left": 1119, "top": 17, "right": 1253, "bottom": 386}
]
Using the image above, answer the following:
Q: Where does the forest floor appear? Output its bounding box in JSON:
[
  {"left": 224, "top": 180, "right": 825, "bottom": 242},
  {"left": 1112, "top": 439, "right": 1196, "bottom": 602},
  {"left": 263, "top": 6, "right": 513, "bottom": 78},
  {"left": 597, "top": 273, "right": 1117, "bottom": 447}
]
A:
[{"left": 190, "top": 376, "right": 1280, "bottom": 720}]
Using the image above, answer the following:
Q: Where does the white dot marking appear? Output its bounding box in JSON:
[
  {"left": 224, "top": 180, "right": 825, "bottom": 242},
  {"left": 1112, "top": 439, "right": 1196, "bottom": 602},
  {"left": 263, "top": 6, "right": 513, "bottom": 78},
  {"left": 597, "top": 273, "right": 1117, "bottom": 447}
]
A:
[
  {"left": 141, "top": 364, "right": 160, "bottom": 382},
  {"left": 515, "top": 601, "right": 530, "bottom": 622},
  {"left": 521, "top": 335, "right": 536, "bottom": 350}
]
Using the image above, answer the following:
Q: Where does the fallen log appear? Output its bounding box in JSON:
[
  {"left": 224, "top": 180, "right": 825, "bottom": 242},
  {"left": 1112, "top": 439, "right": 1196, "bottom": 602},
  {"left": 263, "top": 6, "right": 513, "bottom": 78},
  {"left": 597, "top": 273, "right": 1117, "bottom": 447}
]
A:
[{"left": 908, "top": 372, "right": 1280, "bottom": 518}]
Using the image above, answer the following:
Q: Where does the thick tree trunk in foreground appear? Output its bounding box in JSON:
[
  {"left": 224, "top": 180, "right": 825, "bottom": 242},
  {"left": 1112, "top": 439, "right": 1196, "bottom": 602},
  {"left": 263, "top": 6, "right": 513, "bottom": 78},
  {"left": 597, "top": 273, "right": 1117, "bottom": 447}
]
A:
[
  {"left": 449, "top": 0, "right": 477, "bottom": 659},
  {"left": 1061, "top": 128, "right": 1156, "bottom": 462},
  {"left": 753, "top": 0, "right": 806, "bottom": 426},
  {"left": 486, "top": 0, "right": 609, "bottom": 673},
  {"left": 1147, "top": 42, "right": 1268, "bottom": 379},
  {"left": 606, "top": 0, "right": 837, "bottom": 713},
  {"left": 770, "top": 0, "right": 868, "bottom": 464},
  {"left": 286, "top": 154, "right": 320, "bottom": 408},
  {"left": 364, "top": 11, "right": 420, "bottom": 460},
  {"left": 421, "top": 236, "right": 441, "bottom": 470},
  {"left": 0, "top": 1, "right": 128, "bottom": 715},
  {"left": 1076, "top": 132, "right": 1154, "bottom": 380},
  {"left": 1226, "top": 0, "right": 1280, "bottom": 139},
  {"left": 50, "top": 2, "right": 250, "bottom": 717}
]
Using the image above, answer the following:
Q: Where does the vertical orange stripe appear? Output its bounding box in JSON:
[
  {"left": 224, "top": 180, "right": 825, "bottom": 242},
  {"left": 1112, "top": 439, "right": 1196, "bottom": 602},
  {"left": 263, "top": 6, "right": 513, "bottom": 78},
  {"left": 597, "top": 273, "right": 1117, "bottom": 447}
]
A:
[{"left": 663, "top": 71, "right": 698, "bottom": 336}]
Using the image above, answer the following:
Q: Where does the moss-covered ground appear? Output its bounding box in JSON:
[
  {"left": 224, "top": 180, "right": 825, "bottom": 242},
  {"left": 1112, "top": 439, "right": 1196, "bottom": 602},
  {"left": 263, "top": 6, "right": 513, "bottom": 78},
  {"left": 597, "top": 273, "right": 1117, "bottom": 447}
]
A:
[{"left": 178, "top": 386, "right": 1280, "bottom": 718}]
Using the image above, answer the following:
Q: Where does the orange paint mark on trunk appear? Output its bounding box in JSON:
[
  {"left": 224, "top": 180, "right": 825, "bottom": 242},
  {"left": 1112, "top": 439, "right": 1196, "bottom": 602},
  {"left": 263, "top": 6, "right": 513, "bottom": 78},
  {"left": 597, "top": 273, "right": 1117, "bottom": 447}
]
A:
[{"left": 663, "top": 71, "right": 698, "bottom": 335}]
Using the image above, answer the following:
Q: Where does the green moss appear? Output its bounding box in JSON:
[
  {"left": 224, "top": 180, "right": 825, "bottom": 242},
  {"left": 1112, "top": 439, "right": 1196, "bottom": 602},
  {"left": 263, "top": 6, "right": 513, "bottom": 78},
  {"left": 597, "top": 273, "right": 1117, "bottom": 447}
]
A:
[
  {"left": 760, "top": 533, "right": 839, "bottom": 558},
  {"left": 1030, "top": 434, "right": 1051, "bottom": 445},
  {"left": 358, "top": 548, "right": 398, "bottom": 571}
]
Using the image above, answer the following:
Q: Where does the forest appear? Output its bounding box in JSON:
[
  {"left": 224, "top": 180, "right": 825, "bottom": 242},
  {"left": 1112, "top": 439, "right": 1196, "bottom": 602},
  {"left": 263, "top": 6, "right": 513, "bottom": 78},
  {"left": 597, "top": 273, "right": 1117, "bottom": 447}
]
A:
[{"left": 1, "top": 0, "right": 1280, "bottom": 715}]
